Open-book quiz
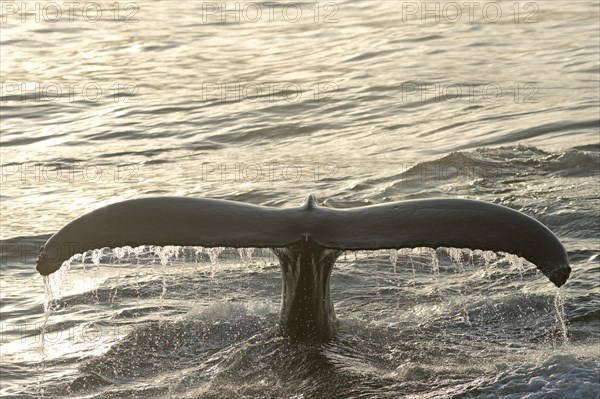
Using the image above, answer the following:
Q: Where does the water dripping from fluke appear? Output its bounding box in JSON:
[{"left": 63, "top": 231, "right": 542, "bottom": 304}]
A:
[{"left": 36, "top": 196, "right": 571, "bottom": 343}]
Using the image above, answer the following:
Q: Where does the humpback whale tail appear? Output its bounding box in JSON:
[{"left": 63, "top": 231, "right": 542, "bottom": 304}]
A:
[{"left": 36, "top": 195, "right": 571, "bottom": 341}]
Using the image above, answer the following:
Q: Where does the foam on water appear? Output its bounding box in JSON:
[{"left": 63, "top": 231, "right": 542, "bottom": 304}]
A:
[{"left": 478, "top": 354, "right": 599, "bottom": 398}]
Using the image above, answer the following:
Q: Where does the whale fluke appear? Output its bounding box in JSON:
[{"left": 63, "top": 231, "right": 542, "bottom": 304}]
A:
[{"left": 36, "top": 196, "right": 571, "bottom": 341}]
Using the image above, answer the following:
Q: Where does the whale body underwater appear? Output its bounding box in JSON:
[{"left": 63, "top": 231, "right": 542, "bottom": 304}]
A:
[{"left": 36, "top": 195, "right": 571, "bottom": 342}]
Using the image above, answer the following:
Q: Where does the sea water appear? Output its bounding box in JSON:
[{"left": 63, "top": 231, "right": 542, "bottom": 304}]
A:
[{"left": 1, "top": 0, "right": 598, "bottom": 397}]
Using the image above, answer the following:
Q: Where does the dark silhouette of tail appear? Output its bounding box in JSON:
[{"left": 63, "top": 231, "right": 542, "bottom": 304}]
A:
[{"left": 36, "top": 195, "right": 571, "bottom": 341}]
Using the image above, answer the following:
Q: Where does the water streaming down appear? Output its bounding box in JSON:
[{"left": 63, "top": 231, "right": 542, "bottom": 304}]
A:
[
  {"left": 237, "top": 248, "right": 255, "bottom": 267},
  {"left": 554, "top": 289, "right": 570, "bottom": 343},
  {"left": 40, "top": 245, "right": 571, "bottom": 347},
  {"left": 206, "top": 247, "right": 225, "bottom": 278},
  {"left": 388, "top": 249, "right": 398, "bottom": 273}
]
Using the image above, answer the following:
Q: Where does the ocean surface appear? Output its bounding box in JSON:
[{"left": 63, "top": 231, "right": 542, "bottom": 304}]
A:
[{"left": 1, "top": 1, "right": 599, "bottom": 398}]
